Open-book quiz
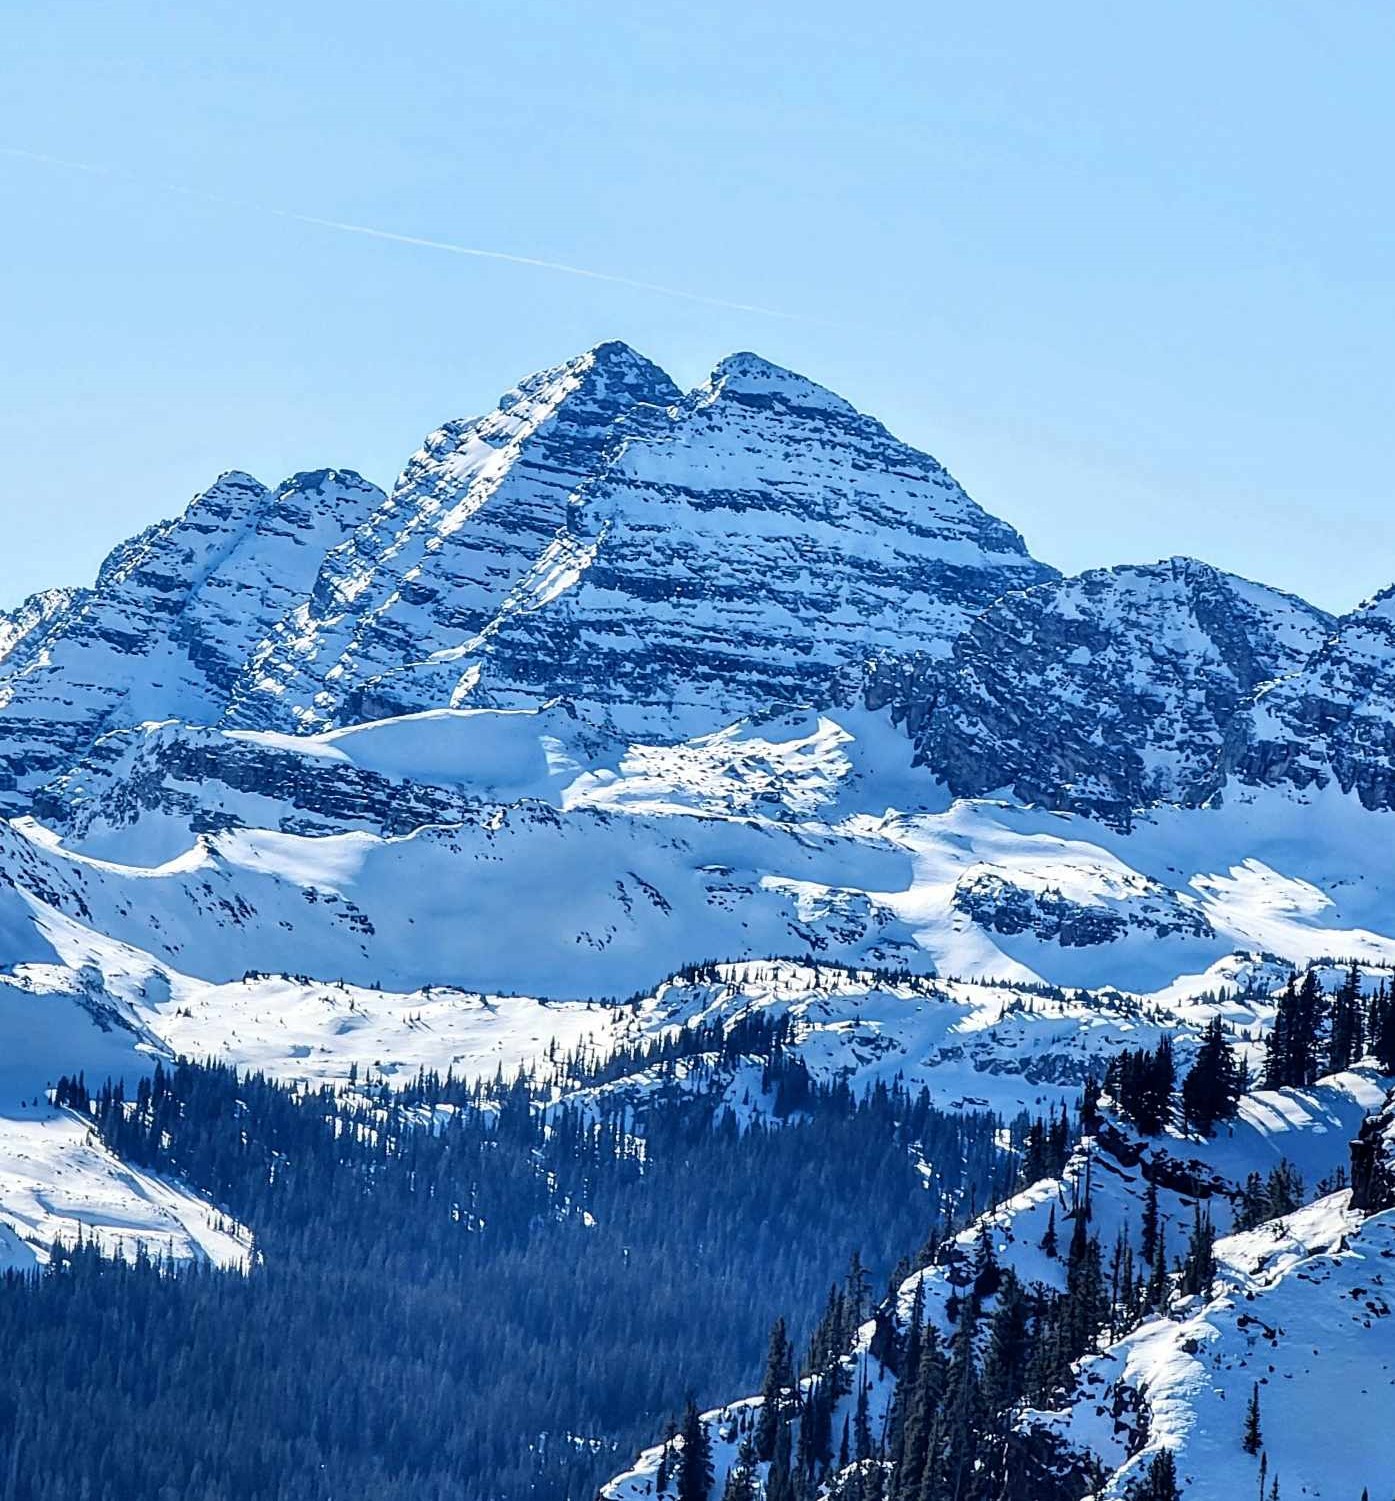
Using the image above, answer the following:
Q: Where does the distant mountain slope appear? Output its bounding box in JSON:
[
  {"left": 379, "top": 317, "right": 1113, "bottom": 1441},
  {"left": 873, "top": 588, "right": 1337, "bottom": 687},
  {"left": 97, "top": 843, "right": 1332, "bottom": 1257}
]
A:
[
  {"left": 0, "top": 469, "right": 383, "bottom": 807},
  {"left": 0, "top": 587, "right": 88, "bottom": 675},
  {"left": 882, "top": 557, "right": 1334, "bottom": 825},
  {"left": 1227, "top": 583, "right": 1395, "bottom": 809}
]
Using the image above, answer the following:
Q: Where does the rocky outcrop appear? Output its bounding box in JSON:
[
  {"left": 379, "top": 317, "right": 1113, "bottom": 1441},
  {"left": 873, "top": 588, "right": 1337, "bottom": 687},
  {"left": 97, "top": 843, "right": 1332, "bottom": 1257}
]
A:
[
  {"left": 226, "top": 342, "right": 684, "bottom": 731},
  {"left": 1349, "top": 1091, "right": 1395, "bottom": 1213},
  {"left": 952, "top": 869, "right": 1214, "bottom": 947},
  {"left": 0, "top": 587, "right": 87, "bottom": 675},
  {"left": 1227, "top": 586, "right": 1395, "bottom": 810},
  {"left": 895, "top": 557, "right": 1333, "bottom": 825},
  {"left": 34, "top": 721, "right": 479, "bottom": 845}
]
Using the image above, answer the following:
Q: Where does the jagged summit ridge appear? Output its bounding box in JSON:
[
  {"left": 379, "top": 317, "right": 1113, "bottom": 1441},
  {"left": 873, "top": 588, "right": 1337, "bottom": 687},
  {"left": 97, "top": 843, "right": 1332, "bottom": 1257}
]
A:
[
  {"left": 0, "top": 467, "right": 384, "bottom": 804},
  {"left": 227, "top": 341, "right": 1051, "bottom": 737},
  {"left": 226, "top": 342, "right": 685, "bottom": 730},
  {"left": 6, "top": 339, "right": 1394, "bottom": 827},
  {"left": 0, "top": 342, "right": 1059, "bottom": 805},
  {"left": 701, "top": 350, "right": 861, "bottom": 415}
]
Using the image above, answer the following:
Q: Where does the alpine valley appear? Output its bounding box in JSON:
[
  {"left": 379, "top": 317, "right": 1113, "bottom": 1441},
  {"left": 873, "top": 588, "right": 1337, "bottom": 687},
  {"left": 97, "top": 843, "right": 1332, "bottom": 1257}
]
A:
[{"left": 0, "top": 343, "right": 1392, "bottom": 1501}]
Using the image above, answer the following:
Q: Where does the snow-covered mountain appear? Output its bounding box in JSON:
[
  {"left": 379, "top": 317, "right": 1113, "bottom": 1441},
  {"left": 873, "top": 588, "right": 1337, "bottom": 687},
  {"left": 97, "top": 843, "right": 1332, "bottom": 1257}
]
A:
[
  {"left": 0, "top": 587, "right": 88, "bottom": 676},
  {"left": 226, "top": 345, "right": 1053, "bottom": 738},
  {"left": 0, "top": 468, "right": 384, "bottom": 808},
  {"left": 1, "top": 342, "right": 1394, "bottom": 1495}
]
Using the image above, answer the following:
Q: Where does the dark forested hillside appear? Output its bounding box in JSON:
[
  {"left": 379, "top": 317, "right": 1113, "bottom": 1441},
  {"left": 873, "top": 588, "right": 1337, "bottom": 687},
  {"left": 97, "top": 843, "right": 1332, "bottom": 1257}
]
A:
[{"left": 0, "top": 1057, "right": 1017, "bottom": 1501}]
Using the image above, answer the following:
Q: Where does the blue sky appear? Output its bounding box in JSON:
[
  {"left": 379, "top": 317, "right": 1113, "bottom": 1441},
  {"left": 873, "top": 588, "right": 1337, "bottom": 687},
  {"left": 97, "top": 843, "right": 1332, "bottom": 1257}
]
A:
[{"left": 1, "top": 1, "right": 1390, "bottom": 614}]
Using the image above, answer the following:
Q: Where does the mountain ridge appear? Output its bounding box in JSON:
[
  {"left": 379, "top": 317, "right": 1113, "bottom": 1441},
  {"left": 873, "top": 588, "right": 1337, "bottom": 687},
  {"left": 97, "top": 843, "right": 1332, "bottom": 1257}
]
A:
[{"left": 0, "top": 343, "right": 1393, "bottom": 1499}]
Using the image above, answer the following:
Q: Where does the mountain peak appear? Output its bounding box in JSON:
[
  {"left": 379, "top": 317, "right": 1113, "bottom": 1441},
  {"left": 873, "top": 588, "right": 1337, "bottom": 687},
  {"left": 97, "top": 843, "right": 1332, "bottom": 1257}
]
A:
[
  {"left": 274, "top": 468, "right": 380, "bottom": 500},
  {"left": 583, "top": 338, "right": 656, "bottom": 370},
  {"left": 704, "top": 351, "right": 858, "bottom": 417},
  {"left": 1356, "top": 581, "right": 1395, "bottom": 620},
  {"left": 209, "top": 469, "right": 267, "bottom": 492},
  {"left": 521, "top": 340, "right": 680, "bottom": 410}
]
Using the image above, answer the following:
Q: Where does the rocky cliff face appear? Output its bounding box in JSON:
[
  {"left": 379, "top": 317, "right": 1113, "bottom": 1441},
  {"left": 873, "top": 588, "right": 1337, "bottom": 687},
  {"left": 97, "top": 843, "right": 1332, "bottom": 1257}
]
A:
[
  {"left": 0, "top": 469, "right": 383, "bottom": 808},
  {"left": 227, "top": 344, "right": 1053, "bottom": 739},
  {"left": 5, "top": 342, "right": 1394, "bottom": 842},
  {"left": 0, "top": 587, "right": 88, "bottom": 675},
  {"left": 1226, "top": 586, "right": 1395, "bottom": 810},
  {"left": 225, "top": 342, "right": 685, "bottom": 731},
  {"left": 884, "top": 557, "right": 1333, "bottom": 825}
]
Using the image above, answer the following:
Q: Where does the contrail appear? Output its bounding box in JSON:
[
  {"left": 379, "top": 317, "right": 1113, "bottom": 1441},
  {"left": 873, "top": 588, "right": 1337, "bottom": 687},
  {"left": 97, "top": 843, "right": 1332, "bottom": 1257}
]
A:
[{"left": 0, "top": 144, "right": 803, "bottom": 321}]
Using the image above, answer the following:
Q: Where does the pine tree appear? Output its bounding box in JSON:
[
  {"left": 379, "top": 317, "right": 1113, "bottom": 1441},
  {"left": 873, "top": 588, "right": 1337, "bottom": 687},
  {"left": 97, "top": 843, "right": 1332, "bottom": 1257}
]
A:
[
  {"left": 677, "top": 1397, "right": 714, "bottom": 1501},
  {"left": 1125, "top": 1448, "right": 1181, "bottom": 1500},
  {"left": 972, "top": 1224, "right": 1001, "bottom": 1299},
  {"left": 657, "top": 1428, "right": 673, "bottom": 1495},
  {"left": 721, "top": 1439, "right": 758, "bottom": 1501},
  {"left": 1370, "top": 983, "right": 1395, "bottom": 1073},
  {"left": 1040, "top": 1205, "right": 1059, "bottom": 1259},
  {"left": 755, "top": 1318, "right": 795, "bottom": 1460},
  {"left": 1146, "top": 1223, "right": 1169, "bottom": 1309},
  {"left": 1264, "top": 978, "right": 1296, "bottom": 1089},
  {"left": 939, "top": 1293, "right": 982, "bottom": 1501},
  {"left": 1327, "top": 962, "right": 1364, "bottom": 1074},
  {"left": 1140, "top": 1177, "right": 1159, "bottom": 1265},
  {"left": 1182, "top": 1018, "right": 1242, "bottom": 1136},
  {"left": 980, "top": 1270, "right": 1031, "bottom": 1422},
  {"left": 766, "top": 1419, "right": 797, "bottom": 1501},
  {"left": 892, "top": 1320, "right": 945, "bottom": 1499},
  {"left": 1179, "top": 1203, "right": 1217, "bottom": 1299},
  {"left": 1108, "top": 1039, "right": 1176, "bottom": 1134},
  {"left": 1081, "top": 1074, "right": 1103, "bottom": 1132},
  {"left": 1242, "top": 1381, "right": 1262, "bottom": 1456},
  {"left": 885, "top": 1280, "right": 925, "bottom": 1464},
  {"left": 1266, "top": 970, "right": 1327, "bottom": 1088},
  {"left": 845, "top": 1250, "right": 871, "bottom": 1328},
  {"left": 853, "top": 1366, "right": 873, "bottom": 1463}
]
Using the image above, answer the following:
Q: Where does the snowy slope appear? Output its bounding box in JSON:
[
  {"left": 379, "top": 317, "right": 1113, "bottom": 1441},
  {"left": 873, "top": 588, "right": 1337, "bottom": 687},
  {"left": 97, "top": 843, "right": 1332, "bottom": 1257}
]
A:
[
  {"left": 0, "top": 974, "right": 249, "bottom": 1272},
  {"left": 1038, "top": 1193, "right": 1395, "bottom": 1499},
  {"left": 15, "top": 707, "right": 1395, "bottom": 1001}
]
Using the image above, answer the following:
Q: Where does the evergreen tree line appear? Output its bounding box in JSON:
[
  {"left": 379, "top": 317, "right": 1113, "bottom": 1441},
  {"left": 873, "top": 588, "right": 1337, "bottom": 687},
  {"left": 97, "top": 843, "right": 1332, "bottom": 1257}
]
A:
[
  {"left": 1100, "top": 1020, "right": 1246, "bottom": 1139},
  {"left": 8, "top": 1056, "right": 1017, "bottom": 1501},
  {"left": 1264, "top": 965, "right": 1395, "bottom": 1089},
  {"left": 660, "top": 1149, "right": 1247, "bottom": 1501},
  {"left": 1094, "top": 964, "right": 1395, "bottom": 1144}
]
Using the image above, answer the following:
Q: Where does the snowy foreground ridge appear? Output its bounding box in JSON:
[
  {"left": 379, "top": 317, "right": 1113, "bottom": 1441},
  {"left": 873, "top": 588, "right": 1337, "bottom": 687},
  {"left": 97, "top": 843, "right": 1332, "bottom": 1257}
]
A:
[{"left": 1, "top": 343, "right": 1395, "bottom": 1493}]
